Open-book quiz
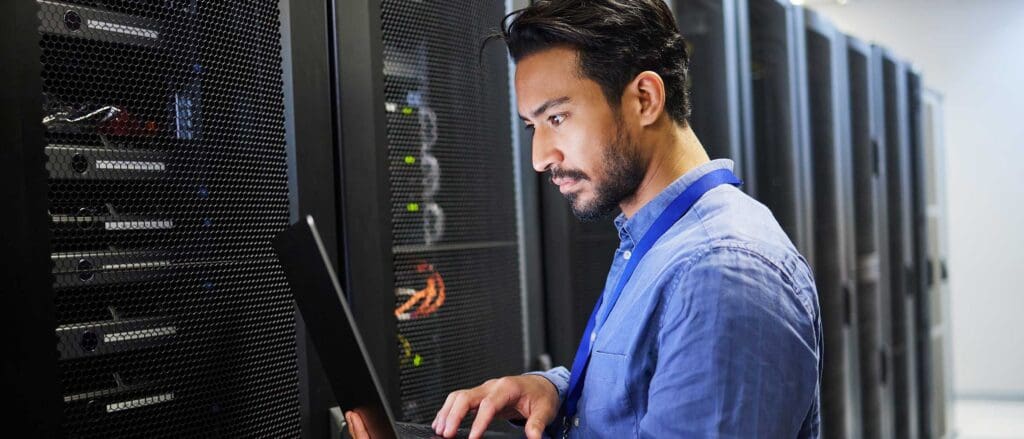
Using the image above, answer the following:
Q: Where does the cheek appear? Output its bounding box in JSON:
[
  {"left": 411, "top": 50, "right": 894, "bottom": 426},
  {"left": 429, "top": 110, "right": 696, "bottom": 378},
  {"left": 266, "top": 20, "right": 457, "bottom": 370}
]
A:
[{"left": 561, "top": 130, "right": 608, "bottom": 173}]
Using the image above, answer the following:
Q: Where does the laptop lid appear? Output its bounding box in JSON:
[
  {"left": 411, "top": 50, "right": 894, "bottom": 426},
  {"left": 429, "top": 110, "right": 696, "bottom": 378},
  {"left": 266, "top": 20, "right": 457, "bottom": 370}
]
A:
[{"left": 273, "top": 215, "right": 398, "bottom": 439}]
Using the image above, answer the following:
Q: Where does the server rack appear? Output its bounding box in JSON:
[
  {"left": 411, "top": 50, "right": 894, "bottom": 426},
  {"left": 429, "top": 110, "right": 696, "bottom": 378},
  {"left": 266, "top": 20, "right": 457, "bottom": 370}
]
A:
[
  {"left": 327, "top": 0, "right": 532, "bottom": 426},
  {"left": 673, "top": 0, "right": 755, "bottom": 190},
  {"left": 920, "top": 88, "right": 954, "bottom": 439},
  {"left": 790, "top": 6, "right": 816, "bottom": 270},
  {"left": 4, "top": 0, "right": 303, "bottom": 436},
  {"left": 280, "top": 0, "right": 345, "bottom": 437},
  {"left": 849, "top": 38, "right": 896, "bottom": 439},
  {"left": 907, "top": 68, "right": 937, "bottom": 438},
  {"left": 880, "top": 49, "right": 921, "bottom": 439},
  {"left": 2, "top": 2, "right": 55, "bottom": 435},
  {"left": 325, "top": 0, "right": 401, "bottom": 425},
  {"left": 804, "top": 10, "right": 862, "bottom": 439},
  {"left": 746, "top": 0, "right": 815, "bottom": 266}
]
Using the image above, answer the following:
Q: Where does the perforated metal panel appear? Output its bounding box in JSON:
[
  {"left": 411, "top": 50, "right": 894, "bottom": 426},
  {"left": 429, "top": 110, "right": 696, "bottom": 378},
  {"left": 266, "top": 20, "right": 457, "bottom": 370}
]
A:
[
  {"left": 747, "top": 0, "right": 813, "bottom": 263},
  {"left": 38, "top": 1, "right": 299, "bottom": 436},
  {"left": 674, "top": 0, "right": 752, "bottom": 187},
  {"left": 380, "top": 0, "right": 523, "bottom": 423},
  {"left": 881, "top": 53, "right": 921, "bottom": 439},
  {"left": 805, "top": 14, "right": 863, "bottom": 438}
]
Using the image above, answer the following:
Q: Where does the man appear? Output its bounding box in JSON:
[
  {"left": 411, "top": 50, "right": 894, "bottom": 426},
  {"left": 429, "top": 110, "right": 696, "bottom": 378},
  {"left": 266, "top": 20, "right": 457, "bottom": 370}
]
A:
[{"left": 348, "top": 0, "right": 821, "bottom": 437}]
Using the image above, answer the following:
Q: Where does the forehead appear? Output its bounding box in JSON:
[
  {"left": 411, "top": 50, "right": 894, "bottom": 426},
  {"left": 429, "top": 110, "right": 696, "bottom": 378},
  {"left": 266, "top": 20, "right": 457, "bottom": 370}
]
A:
[{"left": 514, "top": 47, "right": 588, "bottom": 112}]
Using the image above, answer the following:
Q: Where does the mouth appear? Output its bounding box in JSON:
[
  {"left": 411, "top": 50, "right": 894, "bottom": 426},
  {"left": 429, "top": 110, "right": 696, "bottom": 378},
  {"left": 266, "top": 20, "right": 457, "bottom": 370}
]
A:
[{"left": 552, "top": 176, "right": 580, "bottom": 193}]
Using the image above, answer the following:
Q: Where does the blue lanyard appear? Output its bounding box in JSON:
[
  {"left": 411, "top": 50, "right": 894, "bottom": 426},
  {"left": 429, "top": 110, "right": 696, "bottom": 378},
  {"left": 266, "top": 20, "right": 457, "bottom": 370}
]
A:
[{"left": 555, "top": 168, "right": 742, "bottom": 436}]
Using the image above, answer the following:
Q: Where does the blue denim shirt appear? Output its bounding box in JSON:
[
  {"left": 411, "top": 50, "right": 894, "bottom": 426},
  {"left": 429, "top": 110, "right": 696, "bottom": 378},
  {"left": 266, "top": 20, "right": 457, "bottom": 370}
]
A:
[{"left": 532, "top": 159, "right": 821, "bottom": 438}]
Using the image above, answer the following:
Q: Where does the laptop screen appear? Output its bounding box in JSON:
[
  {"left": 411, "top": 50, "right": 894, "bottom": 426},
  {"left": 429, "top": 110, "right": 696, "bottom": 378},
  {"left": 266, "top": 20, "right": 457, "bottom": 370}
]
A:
[{"left": 273, "top": 216, "right": 398, "bottom": 439}]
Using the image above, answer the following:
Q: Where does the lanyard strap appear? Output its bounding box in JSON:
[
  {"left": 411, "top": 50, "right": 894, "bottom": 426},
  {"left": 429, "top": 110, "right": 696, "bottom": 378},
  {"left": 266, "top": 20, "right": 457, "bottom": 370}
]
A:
[{"left": 555, "top": 168, "right": 742, "bottom": 433}]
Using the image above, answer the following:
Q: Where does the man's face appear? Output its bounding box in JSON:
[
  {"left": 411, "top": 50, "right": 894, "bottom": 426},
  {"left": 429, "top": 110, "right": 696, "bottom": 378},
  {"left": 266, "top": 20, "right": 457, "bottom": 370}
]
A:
[{"left": 515, "top": 47, "right": 646, "bottom": 222}]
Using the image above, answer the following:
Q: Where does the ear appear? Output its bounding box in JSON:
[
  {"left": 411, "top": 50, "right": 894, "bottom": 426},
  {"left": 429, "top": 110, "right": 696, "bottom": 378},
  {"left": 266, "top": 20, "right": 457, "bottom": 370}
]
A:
[{"left": 629, "top": 71, "right": 667, "bottom": 128}]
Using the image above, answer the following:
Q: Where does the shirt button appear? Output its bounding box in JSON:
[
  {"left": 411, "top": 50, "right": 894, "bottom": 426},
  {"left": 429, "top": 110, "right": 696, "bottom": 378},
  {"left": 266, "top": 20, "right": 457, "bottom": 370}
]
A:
[
  {"left": 573, "top": 416, "right": 580, "bottom": 427},
  {"left": 589, "top": 331, "right": 596, "bottom": 343},
  {"left": 623, "top": 250, "right": 632, "bottom": 260}
]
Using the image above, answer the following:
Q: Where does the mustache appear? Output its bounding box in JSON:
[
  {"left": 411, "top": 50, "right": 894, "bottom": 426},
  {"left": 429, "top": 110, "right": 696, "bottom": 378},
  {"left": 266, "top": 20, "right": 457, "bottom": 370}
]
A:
[{"left": 548, "top": 167, "right": 589, "bottom": 181}]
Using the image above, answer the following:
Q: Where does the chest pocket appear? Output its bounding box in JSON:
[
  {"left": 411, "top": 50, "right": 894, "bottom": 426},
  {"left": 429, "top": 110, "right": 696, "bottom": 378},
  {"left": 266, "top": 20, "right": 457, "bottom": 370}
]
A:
[{"left": 579, "top": 350, "right": 637, "bottom": 437}]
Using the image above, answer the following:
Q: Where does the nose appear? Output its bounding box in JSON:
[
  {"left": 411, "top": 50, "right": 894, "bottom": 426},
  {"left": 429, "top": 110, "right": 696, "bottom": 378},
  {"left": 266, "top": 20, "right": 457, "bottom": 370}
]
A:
[{"left": 531, "top": 128, "right": 563, "bottom": 173}]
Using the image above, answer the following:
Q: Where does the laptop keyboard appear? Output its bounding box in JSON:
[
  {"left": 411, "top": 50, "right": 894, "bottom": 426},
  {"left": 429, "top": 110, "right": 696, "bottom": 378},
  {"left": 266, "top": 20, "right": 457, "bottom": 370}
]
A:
[
  {"left": 394, "top": 422, "right": 466, "bottom": 439},
  {"left": 394, "top": 422, "right": 516, "bottom": 439}
]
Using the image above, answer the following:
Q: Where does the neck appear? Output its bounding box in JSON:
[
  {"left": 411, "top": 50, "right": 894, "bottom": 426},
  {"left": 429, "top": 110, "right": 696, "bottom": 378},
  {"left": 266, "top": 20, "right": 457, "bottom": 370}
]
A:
[{"left": 619, "top": 123, "right": 710, "bottom": 218}]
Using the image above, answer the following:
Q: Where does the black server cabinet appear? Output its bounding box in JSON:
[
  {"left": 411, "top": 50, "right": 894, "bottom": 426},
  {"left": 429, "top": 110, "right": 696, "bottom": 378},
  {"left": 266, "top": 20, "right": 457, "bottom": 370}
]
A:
[
  {"left": 804, "top": 10, "right": 862, "bottom": 439},
  {"left": 382, "top": 0, "right": 525, "bottom": 422},
  {"left": 746, "top": 0, "right": 814, "bottom": 266},
  {"left": 673, "top": 0, "right": 755, "bottom": 190},
  {"left": 281, "top": 0, "right": 344, "bottom": 437},
  {"left": 849, "top": 38, "right": 896, "bottom": 439},
  {"left": 880, "top": 50, "right": 921, "bottom": 439},
  {"left": 2, "top": 2, "right": 55, "bottom": 435},
  {"left": 4, "top": 0, "right": 302, "bottom": 436},
  {"left": 909, "top": 67, "right": 937, "bottom": 437},
  {"left": 329, "top": 0, "right": 529, "bottom": 425},
  {"left": 906, "top": 68, "right": 937, "bottom": 438}
]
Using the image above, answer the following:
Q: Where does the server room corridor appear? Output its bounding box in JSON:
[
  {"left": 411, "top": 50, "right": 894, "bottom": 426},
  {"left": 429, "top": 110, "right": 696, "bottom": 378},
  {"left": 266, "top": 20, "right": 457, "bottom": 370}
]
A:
[{"left": 3, "top": 0, "right": 1023, "bottom": 438}]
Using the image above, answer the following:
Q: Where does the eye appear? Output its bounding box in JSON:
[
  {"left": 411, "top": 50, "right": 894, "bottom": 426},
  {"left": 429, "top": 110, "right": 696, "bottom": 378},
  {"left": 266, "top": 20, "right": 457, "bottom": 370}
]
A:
[{"left": 549, "top": 113, "right": 566, "bottom": 127}]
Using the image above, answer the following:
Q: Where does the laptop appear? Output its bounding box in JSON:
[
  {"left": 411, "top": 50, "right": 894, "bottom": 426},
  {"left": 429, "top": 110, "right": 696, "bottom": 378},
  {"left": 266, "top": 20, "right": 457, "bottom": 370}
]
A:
[{"left": 273, "top": 216, "right": 513, "bottom": 439}]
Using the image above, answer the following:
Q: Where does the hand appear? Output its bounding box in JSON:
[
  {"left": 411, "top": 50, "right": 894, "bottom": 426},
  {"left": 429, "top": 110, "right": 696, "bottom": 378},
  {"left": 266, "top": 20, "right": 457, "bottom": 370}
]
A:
[
  {"left": 344, "top": 407, "right": 390, "bottom": 439},
  {"left": 344, "top": 410, "right": 370, "bottom": 439},
  {"left": 432, "top": 375, "right": 559, "bottom": 439}
]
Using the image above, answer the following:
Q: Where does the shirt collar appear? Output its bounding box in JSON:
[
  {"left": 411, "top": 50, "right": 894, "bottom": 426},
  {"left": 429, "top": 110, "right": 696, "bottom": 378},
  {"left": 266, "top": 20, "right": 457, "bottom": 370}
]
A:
[{"left": 613, "top": 159, "right": 736, "bottom": 247}]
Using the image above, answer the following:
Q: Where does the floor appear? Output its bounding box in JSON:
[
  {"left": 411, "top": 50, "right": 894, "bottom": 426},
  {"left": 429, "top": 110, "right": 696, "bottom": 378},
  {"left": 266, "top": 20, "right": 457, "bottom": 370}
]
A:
[{"left": 954, "top": 398, "right": 1024, "bottom": 438}]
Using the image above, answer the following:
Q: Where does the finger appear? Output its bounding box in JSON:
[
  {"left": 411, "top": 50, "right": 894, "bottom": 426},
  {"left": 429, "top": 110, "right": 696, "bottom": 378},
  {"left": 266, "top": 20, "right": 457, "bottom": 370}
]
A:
[
  {"left": 468, "top": 396, "right": 499, "bottom": 439},
  {"left": 434, "top": 391, "right": 459, "bottom": 434},
  {"left": 443, "top": 390, "right": 481, "bottom": 438},
  {"left": 345, "top": 412, "right": 354, "bottom": 438},
  {"left": 349, "top": 410, "right": 370, "bottom": 439}
]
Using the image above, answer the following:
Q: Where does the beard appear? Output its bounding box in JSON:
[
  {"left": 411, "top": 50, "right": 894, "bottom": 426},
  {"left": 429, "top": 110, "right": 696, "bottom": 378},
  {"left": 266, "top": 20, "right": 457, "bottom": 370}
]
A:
[{"left": 551, "top": 119, "right": 645, "bottom": 222}]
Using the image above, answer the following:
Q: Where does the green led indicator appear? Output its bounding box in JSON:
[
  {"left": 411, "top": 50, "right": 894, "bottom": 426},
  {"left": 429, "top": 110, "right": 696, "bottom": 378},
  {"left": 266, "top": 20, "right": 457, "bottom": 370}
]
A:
[
  {"left": 407, "top": 203, "right": 420, "bottom": 212},
  {"left": 413, "top": 354, "right": 422, "bottom": 367},
  {"left": 402, "top": 107, "right": 414, "bottom": 115},
  {"left": 404, "top": 155, "right": 416, "bottom": 165}
]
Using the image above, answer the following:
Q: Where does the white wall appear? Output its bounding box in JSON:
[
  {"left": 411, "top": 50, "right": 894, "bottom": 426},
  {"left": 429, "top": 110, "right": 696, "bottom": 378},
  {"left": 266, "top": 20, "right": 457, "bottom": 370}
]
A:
[{"left": 808, "top": 0, "right": 1024, "bottom": 397}]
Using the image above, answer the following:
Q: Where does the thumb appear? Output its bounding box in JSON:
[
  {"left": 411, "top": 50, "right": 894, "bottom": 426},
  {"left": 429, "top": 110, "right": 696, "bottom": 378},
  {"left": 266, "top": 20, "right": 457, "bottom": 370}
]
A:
[
  {"left": 525, "top": 403, "right": 557, "bottom": 439},
  {"left": 524, "top": 416, "right": 549, "bottom": 439}
]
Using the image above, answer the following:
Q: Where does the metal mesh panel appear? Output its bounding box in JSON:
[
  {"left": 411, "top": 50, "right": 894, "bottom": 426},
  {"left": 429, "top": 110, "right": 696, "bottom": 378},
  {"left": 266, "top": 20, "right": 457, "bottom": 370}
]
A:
[
  {"left": 807, "top": 27, "right": 860, "bottom": 439},
  {"left": 381, "top": 0, "right": 523, "bottom": 423},
  {"left": 38, "top": 1, "right": 300, "bottom": 436},
  {"left": 882, "top": 56, "right": 921, "bottom": 439},
  {"left": 675, "top": 0, "right": 739, "bottom": 164},
  {"left": 748, "top": 0, "right": 800, "bottom": 248},
  {"left": 847, "top": 43, "right": 890, "bottom": 439},
  {"left": 567, "top": 219, "right": 618, "bottom": 343}
]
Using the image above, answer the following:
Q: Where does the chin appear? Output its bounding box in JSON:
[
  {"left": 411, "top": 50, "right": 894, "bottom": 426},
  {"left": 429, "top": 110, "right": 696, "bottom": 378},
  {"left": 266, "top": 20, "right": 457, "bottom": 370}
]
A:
[{"left": 568, "top": 197, "right": 606, "bottom": 222}]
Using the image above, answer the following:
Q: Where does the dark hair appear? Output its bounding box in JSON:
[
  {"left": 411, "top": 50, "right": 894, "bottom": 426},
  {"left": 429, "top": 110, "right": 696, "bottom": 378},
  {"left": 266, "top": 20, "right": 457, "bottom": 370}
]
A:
[{"left": 496, "top": 0, "right": 691, "bottom": 126}]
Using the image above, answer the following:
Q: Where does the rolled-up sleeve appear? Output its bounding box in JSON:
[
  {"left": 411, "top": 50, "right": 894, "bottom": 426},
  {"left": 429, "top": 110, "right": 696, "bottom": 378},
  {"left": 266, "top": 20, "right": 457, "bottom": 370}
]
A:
[
  {"left": 507, "top": 367, "right": 570, "bottom": 429},
  {"left": 524, "top": 366, "right": 570, "bottom": 405},
  {"left": 640, "top": 246, "right": 820, "bottom": 438}
]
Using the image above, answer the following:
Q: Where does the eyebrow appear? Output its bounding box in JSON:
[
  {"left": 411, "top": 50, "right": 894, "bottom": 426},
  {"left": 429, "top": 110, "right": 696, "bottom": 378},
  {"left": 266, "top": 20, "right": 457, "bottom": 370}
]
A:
[{"left": 520, "top": 96, "right": 571, "bottom": 121}]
